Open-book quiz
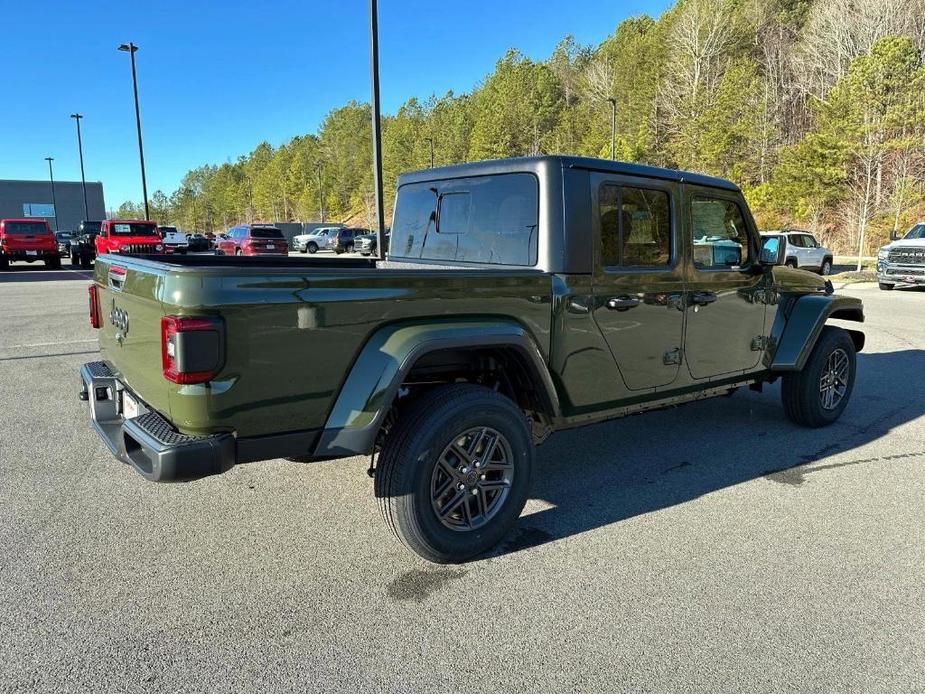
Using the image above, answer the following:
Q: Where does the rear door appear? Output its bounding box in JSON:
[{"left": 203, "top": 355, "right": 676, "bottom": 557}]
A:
[
  {"left": 590, "top": 173, "right": 685, "bottom": 391},
  {"left": 803, "top": 234, "right": 823, "bottom": 268},
  {"left": 683, "top": 186, "right": 767, "bottom": 379}
]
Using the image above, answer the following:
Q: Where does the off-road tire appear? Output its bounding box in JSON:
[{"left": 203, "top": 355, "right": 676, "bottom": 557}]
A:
[
  {"left": 307, "top": 243, "right": 318, "bottom": 254},
  {"left": 782, "top": 326, "right": 856, "bottom": 428},
  {"left": 878, "top": 282, "right": 894, "bottom": 291},
  {"left": 375, "top": 383, "right": 533, "bottom": 563}
]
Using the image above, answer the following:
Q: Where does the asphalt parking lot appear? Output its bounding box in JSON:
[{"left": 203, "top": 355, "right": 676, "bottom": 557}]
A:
[{"left": 1, "top": 264, "right": 923, "bottom": 693}]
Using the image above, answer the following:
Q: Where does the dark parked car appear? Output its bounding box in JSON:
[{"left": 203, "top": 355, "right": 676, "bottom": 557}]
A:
[
  {"left": 80, "top": 155, "right": 864, "bottom": 563},
  {"left": 186, "top": 233, "right": 212, "bottom": 253},
  {"left": 328, "top": 227, "right": 367, "bottom": 254},
  {"left": 55, "top": 230, "right": 76, "bottom": 256},
  {"left": 356, "top": 230, "right": 390, "bottom": 256},
  {"left": 70, "top": 220, "right": 103, "bottom": 268}
]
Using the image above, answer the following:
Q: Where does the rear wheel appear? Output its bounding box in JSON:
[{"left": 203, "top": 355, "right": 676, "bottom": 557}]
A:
[
  {"left": 307, "top": 242, "right": 318, "bottom": 254},
  {"left": 71, "top": 249, "right": 82, "bottom": 267},
  {"left": 375, "top": 383, "right": 533, "bottom": 563},
  {"left": 0, "top": 254, "right": 8, "bottom": 271},
  {"left": 879, "top": 282, "right": 895, "bottom": 291},
  {"left": 46, "top": 255, "right": 61, "bottom": 269},
  {"left": 782, "top": 326, "right": 856, "bottom": 427}
]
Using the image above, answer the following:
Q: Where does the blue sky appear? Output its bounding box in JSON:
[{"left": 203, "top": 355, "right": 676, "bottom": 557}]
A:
[{"left": 1, "top": 0, "right": 671, "bottom": 208}]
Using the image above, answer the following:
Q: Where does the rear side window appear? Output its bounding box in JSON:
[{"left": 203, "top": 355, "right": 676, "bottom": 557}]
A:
[
  {"left": 599, "top": 185, "right": 671, "bottom": 267},
  {"left": 2, "top": 222, "right": 48, "bottom": 234},
  {"left": 390, "top": 173, "right": 538, "bottom": 266},
  {"left": 250, "top": 227, "right": 283, "bottom": 239}
]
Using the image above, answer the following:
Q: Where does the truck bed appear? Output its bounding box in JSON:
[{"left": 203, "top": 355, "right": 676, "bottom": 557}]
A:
[{"left": 91, "top": 254, "right": 554, "bottom": 443}]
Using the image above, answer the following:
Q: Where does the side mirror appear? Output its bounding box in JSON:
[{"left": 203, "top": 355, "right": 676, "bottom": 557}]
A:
[
  {"left": 890, "top": 229, "right": 900, "bottom": 241},
  {"left": 759, "top": 236, "right": 785, "bottom": 266}
]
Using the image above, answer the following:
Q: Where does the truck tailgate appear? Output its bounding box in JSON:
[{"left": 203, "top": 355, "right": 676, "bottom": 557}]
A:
[{"left": 94, "top": 256, "right": 172, "bottom": 419}]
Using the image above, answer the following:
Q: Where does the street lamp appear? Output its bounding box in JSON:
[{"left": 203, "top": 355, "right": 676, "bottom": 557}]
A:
[
  {"left": 425, "top": 137, "right": 435, "bottom": 168},
  {"left": 70, "top": 114, "right": 89, "bottom": 220},
  {"left": 368, "top": 0, "right": 385, "bottom": 260},
  {"left": 607, "top": 98, "right": 617, "bottom": 160},
  {"left": 44, "top": 157, "right": 59, "bottom": 231},
  {"left": 118, "top": 42, "right": 150, "bottom": 220}
]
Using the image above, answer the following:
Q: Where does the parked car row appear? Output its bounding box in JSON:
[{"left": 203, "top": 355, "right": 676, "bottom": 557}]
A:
[{"left": 2, "top": 216, "right": 395, "bottom": 271}]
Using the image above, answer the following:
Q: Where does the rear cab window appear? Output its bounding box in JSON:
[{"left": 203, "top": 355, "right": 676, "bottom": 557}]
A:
[
  {"left": 250, "top": 227, "right": 283, "bottom": 239},
  {"left": 2, "top": 221, "right": 49, "bottom": 235},
  {"left": 390, "top": 172, "right": 539, "bottom": 266}
]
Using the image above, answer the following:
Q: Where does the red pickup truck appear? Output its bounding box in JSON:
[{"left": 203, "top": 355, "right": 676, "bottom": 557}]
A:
[
  {"left": 94, "top": 220, "right": 165, "bottom": 256},
  {"left": 0, "top": 218, "right": 60, "bottom": 270}
]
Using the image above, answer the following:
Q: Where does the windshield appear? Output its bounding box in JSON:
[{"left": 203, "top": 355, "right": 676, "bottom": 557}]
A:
[
  {"left": 251, "top": 227, "right": 283, "bottom": 239},
  {"left": 111, "top": 223, "right": 158, "bottom": 237},
  {"left": 3, "top": 222, "right": 48, "bottom": 234},
  {"left": 903, "top": 224, "right": 925, "bottom": 240}
]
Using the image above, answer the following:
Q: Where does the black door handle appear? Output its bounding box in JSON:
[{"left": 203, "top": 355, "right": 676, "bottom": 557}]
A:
[
  {"left": 607, "top": 296, "right": 641, "bottom": 311},
  {"left": 691, "top": 292, "right": 717, "bottom": 306}
]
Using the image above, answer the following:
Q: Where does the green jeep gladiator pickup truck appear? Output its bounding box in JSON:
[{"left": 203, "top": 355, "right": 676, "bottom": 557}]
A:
[{"left": 79, "top": 156, "right": 864, "bottom": 563}]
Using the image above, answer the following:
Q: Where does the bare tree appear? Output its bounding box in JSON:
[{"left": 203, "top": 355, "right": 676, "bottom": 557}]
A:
[
  {"left": 795, "top": 0, "right": 925, "bottom": 102},
  {"left": 658, "top": 0, "right": 736, "bottom": 168}
]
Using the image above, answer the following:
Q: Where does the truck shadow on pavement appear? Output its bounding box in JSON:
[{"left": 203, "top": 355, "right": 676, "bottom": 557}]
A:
[
  {"left": 493, "top": 349, "right": 925, "bottom": 558},
  {"left": 0, "top": 266, "right": 92, "bottom": 282}
]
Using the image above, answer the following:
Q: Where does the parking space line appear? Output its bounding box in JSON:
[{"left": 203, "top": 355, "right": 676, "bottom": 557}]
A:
[{"left": 2, "top": 339, "right": 98, "bottom": 349}]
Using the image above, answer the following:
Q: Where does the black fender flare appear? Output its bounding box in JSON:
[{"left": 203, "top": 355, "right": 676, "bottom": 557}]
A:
[
  {"left": 770, "top": 294, "right": 864, "bottom": 371},
  {"left": 314, "top": 318, "right": 559, "bottom": 457}
]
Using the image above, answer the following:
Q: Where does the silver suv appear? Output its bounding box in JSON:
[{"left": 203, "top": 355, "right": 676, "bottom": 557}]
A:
[
  {"left": 293, "top": 226, "right": 341, "bottom": 254},
  {"left": 877, "top": 222, "right": 925, "bottom": 290},
  {"left": 761, "top": 230, "right": 834, "bottom": 275}
]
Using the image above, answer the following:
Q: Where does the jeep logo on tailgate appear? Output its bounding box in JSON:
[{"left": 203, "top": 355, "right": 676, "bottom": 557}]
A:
[{"left": 109, "top": 300, "right": 129, "bottom": 342}]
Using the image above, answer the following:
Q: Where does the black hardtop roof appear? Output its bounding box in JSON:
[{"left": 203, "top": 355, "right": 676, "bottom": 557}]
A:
[{"left": 397, "top": 155, "right": 740, "bottom": 192}]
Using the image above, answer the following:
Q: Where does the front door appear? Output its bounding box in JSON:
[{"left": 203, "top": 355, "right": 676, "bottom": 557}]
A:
[
  {"left": 591, "top": 174, "right": 685, "bottom": 391},
  {"left": 684, "top": 186, "right": 767, "bottom": 379}
]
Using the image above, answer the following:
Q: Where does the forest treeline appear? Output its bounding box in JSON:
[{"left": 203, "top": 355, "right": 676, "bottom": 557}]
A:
[{"left": 117, "top": 0, "right": 925, "bottom": 255}]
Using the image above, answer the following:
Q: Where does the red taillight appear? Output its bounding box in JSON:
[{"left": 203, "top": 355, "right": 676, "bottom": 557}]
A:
[
  {"left": 88, "top": 284, "right": 101, "bottom": 328},
  {"left": 160, "top": 316, "right": 225, "bottom": 384}
]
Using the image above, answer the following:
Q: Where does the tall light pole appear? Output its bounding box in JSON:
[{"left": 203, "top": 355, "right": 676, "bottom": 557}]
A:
[
  {"left": 368, "top": 0, "right": 385, "bottom": 260},
  {"left": 316, "top": 162, "right": 326, "bottom": 223},
  {"left": 425, "top": 137, "right": 435, "bottom": 168},
  {"left": 118, "top": 42, "right": 150, "bottom": 220},
  {"left": 44, "top": 157, "right": 59, "bottom": 230},
  {"left": 70, "top": 114, "right": 90, "bottom": 220},
  {"left": 607, "top": 98, "right": 617, "bottom": 160}
]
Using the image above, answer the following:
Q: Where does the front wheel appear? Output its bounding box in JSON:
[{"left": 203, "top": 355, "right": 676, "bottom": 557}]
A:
[
  {"left": 879, "top": 282, "right": 894, "bottom": 291},
  {"left": 782, "top": 326, "right": 856, "bottom": 427},
  {"left": 307, "top": 243, "right": 317, "bottom": 254},
  {"left": 819, "top": 259, "right": 832, "bottom": 276},
  {"left": 375, "top": 383, "right": 533, "bottom": 563}
]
